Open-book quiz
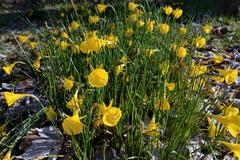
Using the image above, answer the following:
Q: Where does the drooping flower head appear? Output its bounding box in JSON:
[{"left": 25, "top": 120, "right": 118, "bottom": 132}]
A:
[
  {"left": 221, "top": 141, "right": 240, "bottom": 159},
  {"left": 96, "top": 4, "right": 108, "bottom": 13},
  {"left": 128, "top": 2, "right": 139, "bottom": 11},
  {"left": 97, "top": 100, "right": 122, "bottom": 127},
  {"left": 62, "top": 110, "right": 84, "bottom": 135},
  {"left": 4, "top": 92, "right": 33, "bottom": 107}
]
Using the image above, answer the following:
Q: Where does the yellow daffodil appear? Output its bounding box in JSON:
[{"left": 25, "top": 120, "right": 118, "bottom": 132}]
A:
[
  {"left": 97, "top": 100, "right": 122, "bottom": 127},
  {"left": 207, "top": 117, "right": 221, "bottom": 138},
  {"left": 213, "top": 114, "right": 240, "bottom": 137},
  {"left": 103, "top": 107, "right": 122, "bottom": 127},
  {"left": 128, "top": 13, "right": 138, "bottom": 22},
  {"left": 213, "top": 54, "right": 223, "bottom": 64},
  {"left": 89, "top": 15, "right": 100, "bottom": 24},
  {"left": 64, "top": 76, "right": 74, "bottom": 90},
  {"left": 159, "top": 23, "right": 169, "bottom": 34},
  {"left": 128, "top": 2, "right": 139, "bottom": 11},
  {"left": 62, "top": 110, "right": 84, "bottom": 135},
  {"left": 173, "top": 8, "right": 183, "bottom": 19},
  {"left": 221, "top": 141, "right": 240, "bottom": 159},
  {"left": 17, "top": 35, "right": 29, "bottom": 43},
  {"left": 224, "top": 106, "right": 239, "bottom": 116},
  {"left": 215, "top": 68, "right": 238, "bottom": 85},
  {"left": 2, "top": 63, "right": 16, "bottom": 75},
  {"left": 202, "top": 25, "right": 213, "bottom": 34},
  {"left": 80, "top": 35, "right": 106, "bottom": 54},
  {"left": 115, "top": 64, "right": 126, "bottom": 75},
  {"left": 166, "top": 82, "right": 175, "bottom": 91},
  {"left": 32, "top": 56, "right": 41, "bottom": 70},
  {"left": 3, "top": 149, "right": 12, "bottom": 160},
  {"left": 190, "top": 63, "right": 207, "bottom": 77},
  {"left": 60, "top": 41, "right": 69, "bottom": 50},
  {"left": 137, "top": 20, "right": 145, "bottom": 27},
  {"left": 66, "top": 90, "right": 84, "bottom": 111},
  {"left": 88, "top": 68, "right": 109, "bottom": 88},
  {"left": 96, "top": 4, "right": 108, "bottom": 13},
  {"left": 163, "top": 6, "right": 173, "bottom": 15},
  {"left": 29, "top": 41, "right": 38, "bottom": 50},
  {"left": 68, "top": 20, "right": 80, "bottom": 31},
  {"left": 179, "top": 26, "right": 187, "bottom": 34},
  {"left": 4, "top": 92, "right": 33, "bottom": 107},
  {"left": 144, "top": 117, "right": 159, "bottom": 136},
  {"left": 61, "top": 31, "right": 69, "bottom": 39},
  {"left": 146, "top": 20, "right": 155, "bottom": 33},
  {"left": 176, "top": 46, "right": 187, "bottom": 58},
  {"left": 155, "top": 98, "right": 170, "bottom": 111},
  {"left": 193, "top": 37, "right": 206, "bottom": 49},
  {"left": 125, "top": 27, "right": 134, "bottom": 38}
]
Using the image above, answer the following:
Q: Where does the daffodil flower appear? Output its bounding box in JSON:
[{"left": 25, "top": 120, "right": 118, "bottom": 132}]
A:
[
  {"left": 207, "top": 117, "right": 221, "bottom": 138},
  {"left": 62, "top": 110, "right": 84, "bottom": 135},
  {"left": 146, "top": 20, "right": 155, "bottom": 33},
  {"left": 221, "top": 141, "right": 240, "bottom": 159},
  {"left": 213, "top": 114, "right": 240, "bottom": 137},
  {"left": 159, "top": 23, "right": 169, "bottom": 34},
  {"left": 88, "top": 67, "right": 109, "bottom": 88},
  {"left": 4, "top": 92, "right": 34, "bottom": 107},
  {"left": 163, "top": 6, "right": 173, "bottom": 15},
  {"left": 155, "top": 98, "right": 170, "bottom": 111},
  {"left": 17, "top": 35, "right": 29, "bottom": 43},
  {"left": 128, "top": 2, "right": 139, "bottom": 11},
  {"left": 144, "top": 117, "right": 159, "bottom": 137},
  {"left": 190, "top": 63, "right": 207, "bottom": 77},
  {"left": 96, "top": 4, "right": 108, "bottom": 13},
  {"left": 166, "top": 83, "right": 176, "bottom": 91},
  {"left": 215, "top": 68, "right": 238, "bottom": 85},
  {"left": 2, "top": 61, "right": 24, "bottom": 75},
  {"left": 79, "top": 35, "right": 106, "bottom": 54},
  {"left": 66, "top": 89, "right": 84, "bottom": 111},
  {"left": 97, "top": 100, "right": 122, "bottom": 127},
  {"left": 173, "top": 8, "right": 183, "bottom": 19},
  {"left": 64, "top": 76, "right": 74, "bottom": 90}
]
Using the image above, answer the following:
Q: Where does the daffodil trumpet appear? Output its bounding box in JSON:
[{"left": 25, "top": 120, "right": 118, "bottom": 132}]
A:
[
  {"left": 4, "top": 91, "right": 39, "bottom": 107},
  {"left": 2, "top": 61, "right": 25, "bottom": 75}
]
